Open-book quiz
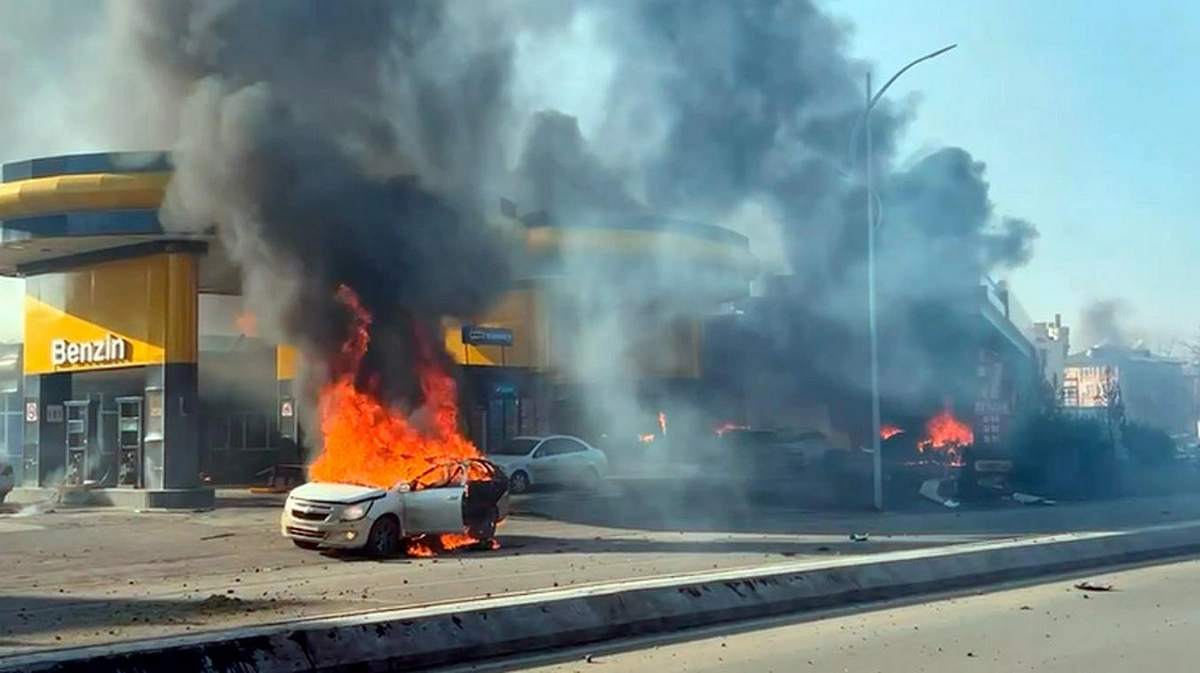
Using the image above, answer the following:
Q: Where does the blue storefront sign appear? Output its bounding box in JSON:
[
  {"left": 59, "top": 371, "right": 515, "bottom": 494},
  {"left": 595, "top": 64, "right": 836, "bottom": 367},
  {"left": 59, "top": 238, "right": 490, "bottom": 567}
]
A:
[
  {"left": 492, "top": 382, "right": 518, "bottom": 398},
  {"left": 462, "top": 325, "right": 514, "bottom": 347}
]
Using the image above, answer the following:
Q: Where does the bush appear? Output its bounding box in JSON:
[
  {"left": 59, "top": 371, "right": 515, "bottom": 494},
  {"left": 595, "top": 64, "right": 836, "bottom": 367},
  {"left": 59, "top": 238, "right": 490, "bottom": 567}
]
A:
[
  {"left": 1122, "top": 421, "right": 1177, "bottom": 467},
  {"left": 1010, "top": 411, "right": 1120, "bottom": 500}
]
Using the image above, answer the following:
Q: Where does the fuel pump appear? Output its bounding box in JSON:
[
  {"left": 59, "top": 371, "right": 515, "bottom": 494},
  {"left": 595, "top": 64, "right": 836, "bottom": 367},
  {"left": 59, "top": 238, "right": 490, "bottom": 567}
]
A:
[
  {"left": 63, "top": 399, "right": 99, "bottom": 487},
  {"left": 115, "top": 396, "right": 144, "bottom": 488}
]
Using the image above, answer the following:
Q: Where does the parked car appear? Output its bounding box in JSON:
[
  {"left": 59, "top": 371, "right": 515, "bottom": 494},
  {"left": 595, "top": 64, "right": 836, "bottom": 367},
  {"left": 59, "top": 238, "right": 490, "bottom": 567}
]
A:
[
  {"left": 281, "top": 458, "right": 510, "bottom": 557},
  {"left": 486, "top": 435, "right": 609, "bottom": 493},
  {"left": 0, "top": 462, "right": 13, "bottom": 504}
]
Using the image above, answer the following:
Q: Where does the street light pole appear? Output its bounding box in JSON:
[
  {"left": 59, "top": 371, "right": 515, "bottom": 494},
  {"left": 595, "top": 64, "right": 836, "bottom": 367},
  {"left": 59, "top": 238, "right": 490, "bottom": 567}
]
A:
[{"left": 859, "top": 44, "right": 958, "bottom": 512}]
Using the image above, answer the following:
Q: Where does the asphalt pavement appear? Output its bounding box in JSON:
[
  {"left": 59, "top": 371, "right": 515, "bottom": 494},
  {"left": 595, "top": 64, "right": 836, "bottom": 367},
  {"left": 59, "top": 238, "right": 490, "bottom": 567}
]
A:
[
  {"left": 0, "top": 493, "right": 935, "bottom": 654},
  {"left": 487, "top": 558, "right": 1200, "bottom": 673},
  {"left": 3, "top": 489, "right": 1200, "bottom": 656}
]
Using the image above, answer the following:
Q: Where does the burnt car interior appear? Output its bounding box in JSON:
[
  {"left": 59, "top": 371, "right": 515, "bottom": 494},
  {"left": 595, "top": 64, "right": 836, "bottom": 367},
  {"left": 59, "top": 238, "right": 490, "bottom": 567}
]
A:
[{"left": 408, "top": 459, "right": 509, "bottom": 530}]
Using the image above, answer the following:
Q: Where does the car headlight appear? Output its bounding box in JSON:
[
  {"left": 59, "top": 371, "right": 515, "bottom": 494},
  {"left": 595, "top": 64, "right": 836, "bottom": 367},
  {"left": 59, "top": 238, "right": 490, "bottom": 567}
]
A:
[{"left": 340, "top": 501, "right": 373, "bottom": 522}]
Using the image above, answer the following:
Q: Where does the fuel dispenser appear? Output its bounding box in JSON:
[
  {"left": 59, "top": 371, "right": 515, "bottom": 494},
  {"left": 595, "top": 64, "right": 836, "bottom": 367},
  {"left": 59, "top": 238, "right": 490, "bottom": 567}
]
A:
[
  {"left": 115, "top": 395, "right": 144, "bottom": 488},
  {"left": 63, "top": 399, "right": 99, "bottom": 487}
]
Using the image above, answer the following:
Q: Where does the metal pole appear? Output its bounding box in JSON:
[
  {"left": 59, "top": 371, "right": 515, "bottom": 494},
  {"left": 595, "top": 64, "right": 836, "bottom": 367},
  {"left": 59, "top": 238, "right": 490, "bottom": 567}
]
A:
[{"left": 866, "top": 71, "right": 883, "bottom": 512}]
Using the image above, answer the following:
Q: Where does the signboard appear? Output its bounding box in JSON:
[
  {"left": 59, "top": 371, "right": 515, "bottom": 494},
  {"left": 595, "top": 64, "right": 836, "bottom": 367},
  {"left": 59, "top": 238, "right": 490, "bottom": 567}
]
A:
[
  {"left": 50, "top": 334, "right": 131, "bottom": 369},
  {"left": 24, "top": 401, "right": 37, "bottom": 423},
  {"left": 461, "top": 326, "right": 514, "bottom": 347},
  {"left": 974, "top": 349, "right": 1014, "bottom": 447},
  {"left": 46, "top": 405, "right": 64, "bottom": 423},
  {"left": 492, "top": 383, "right": 518, "bottom": 398},
  {"left": 281, "top": 401, "right": 295, "bottom": 418}
]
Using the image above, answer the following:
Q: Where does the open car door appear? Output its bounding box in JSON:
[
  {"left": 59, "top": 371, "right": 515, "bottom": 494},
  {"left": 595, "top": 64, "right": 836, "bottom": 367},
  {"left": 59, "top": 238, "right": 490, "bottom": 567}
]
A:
[{"left": 401, "top": 463, "right": 468, "bottom": 534}]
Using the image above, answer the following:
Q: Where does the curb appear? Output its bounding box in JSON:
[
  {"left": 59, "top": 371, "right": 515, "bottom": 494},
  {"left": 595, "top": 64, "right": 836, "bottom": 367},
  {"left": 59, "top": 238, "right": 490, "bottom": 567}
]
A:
[{"left": 6, "top": 521, "right": 1200, "bottom": 673}]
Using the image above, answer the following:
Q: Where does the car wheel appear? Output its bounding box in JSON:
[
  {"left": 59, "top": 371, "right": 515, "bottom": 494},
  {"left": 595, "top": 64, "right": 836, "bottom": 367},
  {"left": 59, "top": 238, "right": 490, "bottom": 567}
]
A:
[
  {"left": 292, "top": 540, "right": 320, "bottom": 551},
  {"left": 509, "top": 470, "right": 531, "bottom": 494},
  {"left": 365, "top": 515, "right": 401, "bottom": 557},
  {"left": 580, "top": 467, "right": 601, "bottom": 492}
]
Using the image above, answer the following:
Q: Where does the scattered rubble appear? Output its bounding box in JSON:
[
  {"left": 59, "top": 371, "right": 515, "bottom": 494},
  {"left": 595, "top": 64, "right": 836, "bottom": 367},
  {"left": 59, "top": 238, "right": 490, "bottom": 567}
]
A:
[
  {"left": 1012, "top": 492, "right": 1056, "bottom": 506},
  {"left": 919, "top": 478, "right": 961, "bottom": 508},
  {"left": 1073, "top": 581, "right": 1114, "bottom": 592}
]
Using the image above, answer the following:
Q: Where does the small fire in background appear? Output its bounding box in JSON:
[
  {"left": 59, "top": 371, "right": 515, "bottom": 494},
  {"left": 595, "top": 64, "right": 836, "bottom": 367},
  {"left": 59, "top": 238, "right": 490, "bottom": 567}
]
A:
[
  {"left": 880, "top": 424, "right": 903, "bottom": 440},
  {"left": 713, "top": 422, "right": 748, "bottom": 437},
  {"left": 917, "top": 407, "right": 974, "bottom": 466},
  {"left": 235, "top": 312, "right": 258, "bottom": 337},
  {"left": 638, "top": 411, "right": 669, "bottom": 444}
]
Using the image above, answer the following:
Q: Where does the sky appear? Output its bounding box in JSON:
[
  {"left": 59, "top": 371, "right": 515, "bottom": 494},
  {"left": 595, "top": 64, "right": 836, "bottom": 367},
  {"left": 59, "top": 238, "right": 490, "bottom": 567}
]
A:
[
  {"left": 827, "top": 0, "right": 1200, "bottom": 346},
  {"left": 0, "top": 1, "right": 1194, "bottom": 349}
]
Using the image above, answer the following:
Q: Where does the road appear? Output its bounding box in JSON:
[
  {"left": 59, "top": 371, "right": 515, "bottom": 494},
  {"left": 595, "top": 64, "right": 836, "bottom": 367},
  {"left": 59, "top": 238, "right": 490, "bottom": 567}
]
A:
[
  {"left": 0, "top": 494, "right": 941, "bottom": 654},
  {"left": 2, "top": 489, "right": 1199, "bottom": 656},
  {"left": 495, "top": 559, "right": 1200, "bottom": 673}
]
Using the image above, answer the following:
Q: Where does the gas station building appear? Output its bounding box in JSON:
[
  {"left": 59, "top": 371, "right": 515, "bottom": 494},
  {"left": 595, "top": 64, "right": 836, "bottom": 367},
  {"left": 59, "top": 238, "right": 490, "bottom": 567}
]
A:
[{"left": 0, "top": 152, "right": 758, "bottom": 508}]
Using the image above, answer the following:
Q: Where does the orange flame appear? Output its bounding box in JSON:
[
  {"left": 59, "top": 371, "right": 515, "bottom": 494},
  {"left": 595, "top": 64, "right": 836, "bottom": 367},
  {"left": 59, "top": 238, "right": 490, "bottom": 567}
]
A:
[
  {"left": 308, "top": 286, "right": 483, "bottom": 554},
  {"left": 638, "top": 434, "right": 656, "bottom": 444},
  {"left": 236, "top": 312, "right": 258, "bottom": 337},
  {"left": 880, "top": 424, "right": 903, "bottom": 440},
  {"left": 658, "top": 411, "right": 667, "bottom": 436},
  {"left": 714, "top": 422, "right": 747, "bottom": 437},
  {"left": 917, "top": 408, "right": 973, "bottom": 466}
]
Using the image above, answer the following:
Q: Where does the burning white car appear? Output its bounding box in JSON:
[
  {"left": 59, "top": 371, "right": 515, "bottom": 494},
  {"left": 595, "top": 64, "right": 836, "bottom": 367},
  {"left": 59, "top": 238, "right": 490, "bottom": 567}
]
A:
[{"left": 281, "top": 458, "right": 510, "bottom": 556}]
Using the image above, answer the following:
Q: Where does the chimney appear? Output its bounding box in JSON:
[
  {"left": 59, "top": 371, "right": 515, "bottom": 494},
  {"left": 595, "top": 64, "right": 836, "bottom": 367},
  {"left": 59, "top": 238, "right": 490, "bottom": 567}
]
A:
[{"left": 1055, "top": 313, "right": 1061, "bottom": 328}]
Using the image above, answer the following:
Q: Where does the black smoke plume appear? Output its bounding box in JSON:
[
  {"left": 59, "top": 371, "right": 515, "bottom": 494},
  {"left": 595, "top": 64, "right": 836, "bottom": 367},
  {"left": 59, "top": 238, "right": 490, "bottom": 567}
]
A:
[
  {"left": 32, "top": 0, "right": 1046, "bottom": 450},
  {"left": 1080, "top": 299, "right": 1135, "bottom": 349},
  {"left": 116, "top": 0, "right": 524, "bottom": 415}
]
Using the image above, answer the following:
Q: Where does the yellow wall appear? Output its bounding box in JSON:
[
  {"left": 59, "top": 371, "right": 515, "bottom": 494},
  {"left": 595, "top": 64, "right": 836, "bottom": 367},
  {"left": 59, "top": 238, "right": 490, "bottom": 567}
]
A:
[
  {"left": 274, "top": 287, "right": 703, "bottom": 380},
  {"left": 23, "top": 253, "right": 198, "bottom": 375},
  {"left": 277, "top": 344, "right": 298, "bottom": 380},
  {"left": 444, "top": 288, "right": 542, "bottom": 369}
]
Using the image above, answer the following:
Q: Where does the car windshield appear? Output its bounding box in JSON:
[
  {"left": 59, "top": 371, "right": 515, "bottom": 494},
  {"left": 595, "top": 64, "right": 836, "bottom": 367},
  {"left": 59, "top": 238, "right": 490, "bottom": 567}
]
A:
[{"left": 492, "top": 438, "right": 539, "bottom": 456}]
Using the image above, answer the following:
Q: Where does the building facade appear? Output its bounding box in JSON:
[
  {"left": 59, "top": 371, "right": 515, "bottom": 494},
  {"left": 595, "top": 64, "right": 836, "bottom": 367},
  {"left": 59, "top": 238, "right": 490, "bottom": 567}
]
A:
[
  {"left": 1026, "top": 314, "right": 1071, "bottom": 397},
  {"left": 0, "top": 152, "right": 757, "bottom": 506},
  {"left": 1062, "top": 345, "right": 1194, "bottom": 437}
]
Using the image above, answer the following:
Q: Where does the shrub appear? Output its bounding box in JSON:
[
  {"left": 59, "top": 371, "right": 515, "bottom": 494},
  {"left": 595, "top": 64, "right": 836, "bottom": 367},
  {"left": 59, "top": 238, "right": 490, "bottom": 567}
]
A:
[
  {"left": 1122, "top": 421, "right": 1176, "bottom": 467},
  {"left": 1009, "top": 410, "right": 1120, "bottom": 500}
]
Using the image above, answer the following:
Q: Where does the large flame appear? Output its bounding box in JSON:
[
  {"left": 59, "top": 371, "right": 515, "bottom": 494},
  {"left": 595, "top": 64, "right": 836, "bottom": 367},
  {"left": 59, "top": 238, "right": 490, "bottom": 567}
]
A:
[
  {"left": 917, "top": 408, "right": 974, "bottom": 466},
  {"left": 308, "top": 286, "right": 483, "bottom": 555}
]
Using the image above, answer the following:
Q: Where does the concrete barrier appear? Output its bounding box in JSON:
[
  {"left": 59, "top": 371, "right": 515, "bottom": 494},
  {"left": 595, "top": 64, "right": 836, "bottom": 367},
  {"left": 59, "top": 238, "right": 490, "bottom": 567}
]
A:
[{"left": 5, "top": 520, "right": 1200, "bottom": 673}]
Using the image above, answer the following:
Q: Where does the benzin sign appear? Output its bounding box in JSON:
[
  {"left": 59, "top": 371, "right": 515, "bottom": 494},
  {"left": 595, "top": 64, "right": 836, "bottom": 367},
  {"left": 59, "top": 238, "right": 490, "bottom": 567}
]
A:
[{"left": 50, "top": 334, "right": 132, "bottom": 368}]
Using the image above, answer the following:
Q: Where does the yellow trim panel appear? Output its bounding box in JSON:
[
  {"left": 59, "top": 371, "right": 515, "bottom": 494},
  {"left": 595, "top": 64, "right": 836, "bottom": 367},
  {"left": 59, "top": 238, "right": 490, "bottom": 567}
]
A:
[
  {"left": 23, "top": 253, "right": 199, "bottom": 375},
  {"left": 0, "top": 172, "right": 170, "bottom": 220}
]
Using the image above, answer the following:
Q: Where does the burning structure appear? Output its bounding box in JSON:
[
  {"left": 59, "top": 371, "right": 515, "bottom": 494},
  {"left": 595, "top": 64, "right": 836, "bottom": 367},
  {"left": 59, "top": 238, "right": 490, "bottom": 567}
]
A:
[{"left": 0, "top": 0, "right": 1047, "bottom": 505}]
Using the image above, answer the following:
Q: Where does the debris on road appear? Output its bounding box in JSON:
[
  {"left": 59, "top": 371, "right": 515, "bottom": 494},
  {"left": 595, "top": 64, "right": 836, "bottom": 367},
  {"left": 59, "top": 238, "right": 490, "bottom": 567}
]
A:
[
  {"left": 918, "top": 478, "right": 961, "bottom": 508},
  {"left": 200, "top": 532, "right": 236, "bottom": 541},
  {"left": 1073, "top": 581, "right": 1114, "bottom": 592},
  {"left": 1012, "top": 492, "right": 1056, "bottom": 506}
]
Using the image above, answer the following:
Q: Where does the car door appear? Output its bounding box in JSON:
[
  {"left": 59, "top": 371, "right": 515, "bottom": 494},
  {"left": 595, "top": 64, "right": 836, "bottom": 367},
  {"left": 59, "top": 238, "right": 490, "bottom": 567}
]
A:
[
  {"left": 401, "top": 464, "right": 467, "bottom": 534},
  {"left": 552, "top": 438, "right": 593, "bottom": 483},
  {"left": 531, "top": 438, "right": 570, "bottom": 485}
]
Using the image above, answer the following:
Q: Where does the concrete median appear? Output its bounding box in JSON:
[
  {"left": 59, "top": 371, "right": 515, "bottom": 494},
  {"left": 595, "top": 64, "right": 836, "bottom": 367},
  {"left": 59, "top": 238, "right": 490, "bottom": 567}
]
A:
[{"left": 5, "top": 520, "right": 1200, "bottom": 673}]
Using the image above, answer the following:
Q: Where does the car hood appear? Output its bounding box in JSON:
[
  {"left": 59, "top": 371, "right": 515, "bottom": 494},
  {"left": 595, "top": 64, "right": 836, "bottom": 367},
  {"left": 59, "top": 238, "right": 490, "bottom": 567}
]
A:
[{"left": 289, "top": 482, "right": 387, "bottom": 504}]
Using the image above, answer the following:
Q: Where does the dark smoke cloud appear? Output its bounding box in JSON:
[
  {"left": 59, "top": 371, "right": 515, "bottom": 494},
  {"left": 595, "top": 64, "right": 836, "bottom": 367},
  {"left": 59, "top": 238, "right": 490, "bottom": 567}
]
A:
[
  {"left": 1081, "top": 299, "right": 1134, "bottom": 349},
  {"left": 2, "top": 0, "right": 1044, "bottom": 450},
  {"left": 509, "top": 1, "right": 1041, "bottom": 421},
  {"left": 117, "top": 0, "right": 529, "bottom": 413}
]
